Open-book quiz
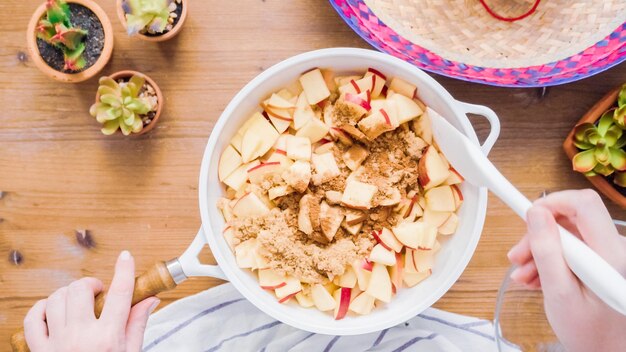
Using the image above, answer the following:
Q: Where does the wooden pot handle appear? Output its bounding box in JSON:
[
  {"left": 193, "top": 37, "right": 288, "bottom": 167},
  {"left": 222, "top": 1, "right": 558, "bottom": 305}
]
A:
[{"left": 10, "top": 261, "right": 178, "bottom": 352}]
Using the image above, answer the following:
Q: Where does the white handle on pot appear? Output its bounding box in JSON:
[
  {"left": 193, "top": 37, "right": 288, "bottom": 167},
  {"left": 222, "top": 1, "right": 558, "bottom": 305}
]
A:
[
  {"left": 456, "top": 101, "right": 501, "bottom": 155},
  {"left": 177, "top": 228, "right": 227, "bottom": 281}
]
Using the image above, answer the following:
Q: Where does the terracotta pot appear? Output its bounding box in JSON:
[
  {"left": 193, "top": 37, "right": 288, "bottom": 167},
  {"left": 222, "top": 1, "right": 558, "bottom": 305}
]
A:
[
  {"left": 95, "top": 70, "right": 164, "bottom": 136},
  {"left": 563, "top": 86, "right": 626, "bottom": 208},
  {"left": 26, "top": 0, "right": 114, "bottom": 83},
  {"left": 116, "top": 0, "right": 188, "bottom": 42}
]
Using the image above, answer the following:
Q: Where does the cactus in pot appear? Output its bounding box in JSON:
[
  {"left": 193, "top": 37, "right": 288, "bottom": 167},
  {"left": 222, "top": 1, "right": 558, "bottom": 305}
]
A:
[
  {"left": 89, "top": 75, "right": 158, "bottom": 136},
  {"left": 36, "top": 0, "right": 88, "bottom": 71},
  {"left": 122, "top": 0, "right": 174, "bottom": 35}
]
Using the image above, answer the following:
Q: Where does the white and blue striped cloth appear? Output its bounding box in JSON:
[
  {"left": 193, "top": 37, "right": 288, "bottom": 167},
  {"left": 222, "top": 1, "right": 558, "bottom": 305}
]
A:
[{"left": 143, "top": 283, "right": 519, "bottom": 352}]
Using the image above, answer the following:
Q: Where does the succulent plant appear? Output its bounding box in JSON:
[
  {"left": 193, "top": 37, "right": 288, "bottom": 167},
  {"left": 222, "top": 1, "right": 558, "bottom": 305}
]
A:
[
  {"left": 612, "top": 84, "right": 626, "bottom": 128},
  {"left": 36, "top": 0, "right": 88, "bottom": 71},
  {"left": 89, "top": 75, "right": 156, "bottom": 136},
  {"left": 122, "top": 0, "right": 173, "bottom": 35},
  {"left": 572, "top": 111, "right": 626, "bottom": 178}
]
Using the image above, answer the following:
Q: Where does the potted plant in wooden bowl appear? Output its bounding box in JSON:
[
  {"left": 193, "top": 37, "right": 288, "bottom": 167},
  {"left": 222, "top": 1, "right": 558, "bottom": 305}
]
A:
[
  {"left": 116, "top": 0, "right": 188, "bottom": 42},
  {"left": 90, "top": 70, "right": 163, "bottom": 136},
  {"left": 26, "top": 0, "right": 114, "bottom": 83},
  {"left": 563, "top": 84, "right": 626, "bottom": 208}
]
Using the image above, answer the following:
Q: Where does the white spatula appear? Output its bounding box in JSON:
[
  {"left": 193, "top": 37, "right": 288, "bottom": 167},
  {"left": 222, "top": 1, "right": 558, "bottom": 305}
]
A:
[{"left": 429, "top": 108, "right": 626, "bottom": 315}]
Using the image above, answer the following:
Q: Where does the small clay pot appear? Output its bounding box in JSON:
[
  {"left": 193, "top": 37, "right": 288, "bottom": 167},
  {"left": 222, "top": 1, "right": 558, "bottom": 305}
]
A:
[
  {"left": 26, "top": 0, "right": 114, "bottom": 83},
  {"left": 563, "top": 86, "right": 626, "bottom": 208},
  {"left": 116, "top": 0, "right": 188, "bottom": 42},
  {"left": 95, "top": 70, "right": 164, "bottom": 136}
]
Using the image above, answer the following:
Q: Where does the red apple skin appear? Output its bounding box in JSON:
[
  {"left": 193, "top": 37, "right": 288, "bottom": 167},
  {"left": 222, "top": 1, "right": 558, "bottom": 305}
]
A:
[
  {"left": 418, "top": 146, "right": 432, "bottom": 187},
  {"left": 350, "top": 79, "right": 361, "bottom": 94},
  {"left": 222, "top": 226, "right": 232, "bottom": 233},
  {"left": 451, "top": 184, "right": 464, "bottom": 201},
  {"left": 367, "top": 67, "right": 387, "bottom": 80},
  {"left": 404, "top": 195, "right": 419, "bottom": 218},
  {"left": 394, "top": 252, "right": 403, "bottom": 290},
  {"left": 247, "top": 161, "right": 281, "bottom": 173},
  {"left": 371, "top": 230, "right": 392, "bottom": 251},
  {"left": 317, "top": 100, "right": 327, "bottom": 109},
  {"left": 381, "top": 85, "right": 388, "bottom": 97},
  {"left": 260, "top": 282, "right": 287, "bottom": 290},
  {"left": 344, "top": 92, "right": 372, "bottom": 111},
  {"left": 275, "top": 149, "right": 287, "bottom": 155},
  {"left": 334, "top": 287, "right": 352, "bottom": 320},
  {"left": 278, "top": 290, "right": 301, "bottom": 303},
  {"left": 380, "top": 109, "right": 391, "bottom": 125},
  {"left": 362, "top": 259, "right": 374, "bottom": 272}
]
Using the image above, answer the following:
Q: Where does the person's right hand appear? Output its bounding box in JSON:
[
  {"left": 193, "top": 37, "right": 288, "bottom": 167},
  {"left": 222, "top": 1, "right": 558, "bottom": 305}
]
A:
[{"left": 507, "top": 189, "right": 626, "bottom": 352}]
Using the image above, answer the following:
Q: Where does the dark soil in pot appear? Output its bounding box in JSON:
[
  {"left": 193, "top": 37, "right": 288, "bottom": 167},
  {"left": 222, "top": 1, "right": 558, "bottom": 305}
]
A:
[{"left": 36, "top": 3, "right": 104, "bottom": 73}]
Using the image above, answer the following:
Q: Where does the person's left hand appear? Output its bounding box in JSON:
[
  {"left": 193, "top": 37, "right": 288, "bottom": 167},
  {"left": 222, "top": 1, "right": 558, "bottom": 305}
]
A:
[{"left": 23, "top": 251, "right": 159, "bottom": 352}]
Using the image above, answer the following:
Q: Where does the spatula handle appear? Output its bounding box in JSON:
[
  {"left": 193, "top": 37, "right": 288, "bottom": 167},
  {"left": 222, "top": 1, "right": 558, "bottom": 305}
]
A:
[{"left": 10, "top": 261, "right": 180, "bottom": 352}]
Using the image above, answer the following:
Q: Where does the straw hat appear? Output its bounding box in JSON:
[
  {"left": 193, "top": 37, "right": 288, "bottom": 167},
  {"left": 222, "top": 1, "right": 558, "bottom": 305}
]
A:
[{"left": 361, "top": 0, "right": 626, "bottom": 68}]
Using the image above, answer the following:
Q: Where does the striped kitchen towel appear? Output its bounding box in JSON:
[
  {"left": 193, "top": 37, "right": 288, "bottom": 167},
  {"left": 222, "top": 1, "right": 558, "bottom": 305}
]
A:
[{"left": 143, "top": 283, "right": 519, "bottom": 352}]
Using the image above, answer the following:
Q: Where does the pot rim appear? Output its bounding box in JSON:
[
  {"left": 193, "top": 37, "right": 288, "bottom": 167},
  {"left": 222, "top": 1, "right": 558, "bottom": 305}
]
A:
[
  {"left": 26, "top": 0, "right": 114, "bottom": 83},
  {"left": 115, "top": 0, "right": 188, "bottom": 42},
  {"left": 94, "top": 70, "right": 163, "bottom": 136},
  {"left": 562, "top": 85, "right": 626, "bottom": 208}
]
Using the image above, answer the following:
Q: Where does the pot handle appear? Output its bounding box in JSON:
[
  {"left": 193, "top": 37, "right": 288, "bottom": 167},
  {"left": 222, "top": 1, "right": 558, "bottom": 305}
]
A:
[
  {"left": 176, "top": 227, "right": 228, "bottom": 281},
  {"left": 455, "top": 101, "right": 501, "bottom": 156}
]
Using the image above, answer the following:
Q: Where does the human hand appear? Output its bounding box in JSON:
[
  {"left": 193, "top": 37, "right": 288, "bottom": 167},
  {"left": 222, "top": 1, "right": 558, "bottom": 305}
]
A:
[
  {"left": 508, "top": 189, "right": 626, "bottom": 352},
  {"left": 23, "top": 251, "right": 160, "bottom": 352}
]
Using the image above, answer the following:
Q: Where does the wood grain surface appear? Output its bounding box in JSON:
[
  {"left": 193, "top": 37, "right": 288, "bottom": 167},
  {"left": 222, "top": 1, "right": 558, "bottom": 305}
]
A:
[{"left": 1, "top": 0, "right": 624, "bottom": 349}]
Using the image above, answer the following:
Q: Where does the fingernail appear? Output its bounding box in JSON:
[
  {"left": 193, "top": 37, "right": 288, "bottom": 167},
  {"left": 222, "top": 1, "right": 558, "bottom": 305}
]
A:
[
  {"left": 119, "top": 250, "right": 131, "bottom": 260},
  {"left": 149, "top": 299, "right": 160, "bottom": 314}
]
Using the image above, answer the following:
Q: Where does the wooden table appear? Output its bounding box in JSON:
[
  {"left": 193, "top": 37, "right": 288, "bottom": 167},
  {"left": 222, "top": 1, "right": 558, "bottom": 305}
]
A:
[{"left": 1, "top": 0, "right": 624, "bottom": 349}]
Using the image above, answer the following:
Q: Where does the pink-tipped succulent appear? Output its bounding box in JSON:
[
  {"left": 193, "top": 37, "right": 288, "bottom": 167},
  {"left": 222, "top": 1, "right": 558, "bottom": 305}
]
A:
[
  {"left": 572, "top": 111, "right": 626, "bottom": 180},
  {"left": 123, "top": 0, "right": 172, "bottom": 36},
  {"left": 36, "top": 0, "right": 88, "bottom": 71}
]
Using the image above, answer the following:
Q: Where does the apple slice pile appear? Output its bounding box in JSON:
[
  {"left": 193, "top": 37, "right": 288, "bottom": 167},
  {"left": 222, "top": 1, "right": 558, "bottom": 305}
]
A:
[{"left": 216, "top": 67, "right": 465, "bottom": 320}]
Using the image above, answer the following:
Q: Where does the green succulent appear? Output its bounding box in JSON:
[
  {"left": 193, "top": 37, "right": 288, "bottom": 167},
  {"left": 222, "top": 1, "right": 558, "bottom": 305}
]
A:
[
  {"left": 89, "top": 75, "right": 154, "bottom": 136},
  {"left": 612, "top": 84, "right": 626, "bottom": 128},
  {"left": 572, "top": 111, "right": 626, "bottom": 178},
  {"left": 122, "top": 0, "right": 171, "bottom": 36}
]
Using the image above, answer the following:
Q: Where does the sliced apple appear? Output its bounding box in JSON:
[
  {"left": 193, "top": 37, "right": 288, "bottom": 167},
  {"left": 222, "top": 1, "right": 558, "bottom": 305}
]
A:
[
  {"left": 438, "top": 212, "right": 459, "bottom": 235},
  {"left": 342, "top": 221, "right": 363, "bottom": 236},
  {"left": 232, "top": 192, "right": 270, "bottom": 218},
  {"left": 389, "top": 252, "right": 404, "bottom": 290},
  {"left": 295, "top": 292, "right": 315, "bottom": 308},
  {"left": 425, "top": 185, "right": 456, "bottom": 212},
  {"left": 247, "top": 162, "right": 283, "bottom": 184},
  {"left": 230, "top": 113, "right": 261, "bottom": 153},
  {"left": 268, "top": 185, "right": 293, "bottom": 200},
  {"left": 296, "top": 117, "right": 330, "bottom": 143},
  {"left": 268, "top": 113, "right": 292, "bottom": 134},
  {"left": 451, "top": 184, "right": 464, "bottom": 209},
  {"left": 416, "top": 222, "right": 438, "bottom": 250},
  {"left": 357, "top": 107, "right": 398, "bottom": 140},
  {"left": 351, "top": 259, "right": 372, "bottom": 291},
  {"left": 293, "top": 92, "right": 316, "bottom": 130},
  {"left": 423, "top": 208, "right": 452, "bottom": 228},
  {"left": 332, "top": 287, "right": 352, "bottom": 320},
  {"left": 218, "top": 145, "right": 243, "bottom": 182},
  {"left": 444, "top": 168, "right": 464, "bottom": 185},
  {"left": 222, "top": 226, "right": 236, "bottom": 250},
  {"left": 286, "top": 135, "right": 312, "bottom": 161},
  {"left": 298, "top": 194, "right": 315, "bottom": 235},
  {"left": 222, "top": 159, "right": 260, "bottom": 192},
  {"left": 392, "top": 221, "right": 422, "bottom": 249},
  {"left": 311, "top": 283, "right": 336, "bottom": 311},
  {"left": 341, "top": 180, "right": 378, "bottom": 210},
  {"left": 403, "top": 270, "right": 431, "bottom": 287},
  {"left": 389, "top": 77, "right": 417, "bottom": 99},
  {"left": 364, "top": 68, "right": 387, "bottom": 97},
  {"left": 412, "top": 248, "right": 435, "bottom": 272},
  {"left": 325, "top": 190, "right": 343, "bottom": 205},
  {"left": 314, "top": 140, "right": 334, "bottom": 154},
  {"left": 235, "top": 238, "right": 258, "bottom": 269},
  {"left": 369, "top": 243, "right": 396, "bottom": 266},
  {"left": 418, "top": 145, "right": 450, "bottom": 190},
  {"left": 365, "top": 263, "right": 392, "bottom": 303},
  {"left": 240, "top": 112, "right": 280, "bottom": 163},
  {"left": 341, "top": 92, "right": 371, "bottom": 118},
  {"left": 388, "top": 93, "right": 423, "bottom": 124},
  {"left": 349, "top": 292, "right": 376, "bottom": 315},
  {"left": 379, "top": 188, "right": 401, "bottom": 207},
  {"left": 275, "top": 276, "right": 302, "bottom": 301},
  {"left": 258, "top": 268, "right": 287, "bottom": 289},
  {"left": 342, "top": 144, "right": 369, "bottom": 171},
  {"left": 404, "top": 249, "right": 418, "bottom": 274},
  {"left": 311, "top": 152, "right": 340, "bottom": 185},
  {"left": 319, "top": 201, "right": 344, "bottom": 242},
  {"left": 267, "top": 93, "right": 295, "bottom": 109},
  {"left": 377, "top": 228, "right": 404, "bottom": 252},
  {"left": 412, "top": 108, "right": 435, "bottom": 144},
  {"left": 341, "top": 124, "right": 370, "bottom": 144},
  {"left": 299, "top": 68, "right": 331, "bottom": 105},
  {"left": 282, "top": 160, "right": 311, "bottom": 193},
  {"left": 329, "top": 127, "right": 353, "bottom": 146},
  {"left": 345, "top": 209, "right": 367, "bottom": 226},
  {"left": 339, "top": 266, "right": 358, "bottom": 288}
]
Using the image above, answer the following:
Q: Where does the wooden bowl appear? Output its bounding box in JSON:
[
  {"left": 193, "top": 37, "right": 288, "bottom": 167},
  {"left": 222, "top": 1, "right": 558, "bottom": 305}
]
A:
[
  {"left": 26, "top": 0, "right": 114, "bottom": 83},
  {"left": 94, "top": 70, "right": 163, "bottom": 136},
  {"left": 116, "top": 0, "right": 188, "bottom": 42},
  {"left": 563, "top": 86, "right": 626, "bottom": 208}
]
